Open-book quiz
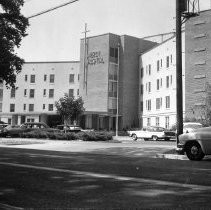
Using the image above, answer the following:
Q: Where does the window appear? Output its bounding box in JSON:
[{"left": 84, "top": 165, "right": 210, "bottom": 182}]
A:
[
  {"left": 160, "top": 59, "right": 162, "bottom": 67},
  {"left": 157, "top": 60, "right": 160, "bottom": 71},
  {"left": 30, "top": 75, "right": 35, "bottom": 83},
  {"left": 147, "top": 118, "right": 151, "bottom": 126},
  {"left": 0, "top": 89, "right": 2, "bottom": 100},
  {"left": 157, "top": 79, "right": 160, "bottom": 90},
  {"left": 44, "top": 75, "right": 47, "bottom": 81},
  {"left": 156, "top": 98, "right": 162, "bottom": 110},
  {"left": 166, "top": 56, "right": 170, "bottom": 68},
  {"left": 23, "top": 104, "right": 26, "bottom": 111},
  {"left": 10, "top": 104, "right": 15, "bottom": 112},
  {"left": 110, "top": 47, "right": 118, "bottom": 59},
  {"left": 170, "top": 75, "right": 173, "bottom": 84},
  {"left": 148, "top": 64, "right": 151, "bottom": 75},
  {"left": 43, "top": 104, "right": 45, "bottom": 110},
  {"left": 148, "top": 82, "right": 151, "bottom": 93},
  {"left": 0, "top": 103, "right": 2, "bottom": 112},
  {"left": 166, "top": 96, "right": 170, "bottom": 109},
  {"left": 43, "top": 89, "right": 46, "bottom": 97},
  {"left": 140, "top": 101, "right": 143, "bottom": 112},
  {"left": 50, "top": 74, "right": 55, "bottom": 83},
  {"left": 170, "top": 54, "right": 173, "bottom": 64},
  {"left": 78, "top": 74, "right": 80, "bottom": 81},
  {"left": 140, "top": 67, "right": 144, "bottom": 78},
  {"left": 8, "top": 118, "right": 11, "bottom": 124},
  {"left": 166, "top": 76, "right": 169, "bottom": 88},
  {"left": 69, "top": 74, "right": 75, "bottom": 83},
  {"left": 24, "top": 89, "right": 27, "bottom": 97},
  {"left": 160, "top": 78, "right": 162, "bottom": 87},
  {"left": 69, "top": 89, "right": 74, "bottom": 98},
  {"left": 48, "top": 104, "right": 53, "bottom": 111},
  {"left": 25, "top": 75, "right": 28, "bottom": 82},
  {"left": 49, "top": 89, "right": 54, "bottom": 98},
  {"left": 29, "top": 89, "right": 35, "bottom": 98},
  {"left": 10, "top": 88, "right": 15, "bottom": 98},
  {"left": 156, "top": 117, "right": 160, "bottom": 127},
  {"left": 77, "top": 89, "right": 79, "bottom": 96},
  {"left": 140, "top": 85, "right": 143, "bottom": 94},
  {"left": 165, "top": 116, "right": 170, "bottom": 129},
  {"left": 146, "top": 99, "right": 151, "bottom": 111},
  {"left": 29, "top": 104, "right": 34, "bottom": 112}
]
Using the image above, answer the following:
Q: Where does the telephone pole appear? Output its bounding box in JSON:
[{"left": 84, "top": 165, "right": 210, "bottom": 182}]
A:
[
  {"left": 176, "top": 0, "right": 183, "bottom": 143},
  {"left": 82, "top": 23, "right": 90, "bottom": 94}
]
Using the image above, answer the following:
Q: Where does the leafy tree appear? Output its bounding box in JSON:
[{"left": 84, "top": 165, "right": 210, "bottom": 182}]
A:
[
  {"left": 0, "top": 0, "right": 29, "bottom": 88},
  {"left": 55, "top": 94, "right": 85, "bottom": 125}
]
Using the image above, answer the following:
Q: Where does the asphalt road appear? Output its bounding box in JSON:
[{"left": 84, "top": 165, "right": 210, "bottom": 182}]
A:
[{"left": 0, "top": 140, "right": 211, "bottom": 209}]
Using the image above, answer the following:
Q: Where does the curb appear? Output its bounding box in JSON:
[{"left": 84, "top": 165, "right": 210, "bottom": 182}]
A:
[{"left": 156, "top": 153, "right": 188, "bottom": 160}]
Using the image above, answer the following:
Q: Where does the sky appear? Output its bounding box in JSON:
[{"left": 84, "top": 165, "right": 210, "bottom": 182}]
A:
[{"left": 17, "top": 0, "right": 211, "bottom": 62}]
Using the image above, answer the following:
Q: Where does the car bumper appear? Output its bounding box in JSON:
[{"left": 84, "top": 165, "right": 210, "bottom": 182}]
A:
[{"left": 176, "top": 143, "right": 185, "bottom": 154}]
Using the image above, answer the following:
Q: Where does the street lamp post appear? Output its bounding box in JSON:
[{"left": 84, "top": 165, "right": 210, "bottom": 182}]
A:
[{"left": 115, "top": 43, "right": 120, "bottom": 137}]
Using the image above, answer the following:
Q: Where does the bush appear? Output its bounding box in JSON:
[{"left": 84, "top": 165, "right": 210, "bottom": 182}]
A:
[{"left": 19, "top": 130, "right": 112, "bottom": 141}]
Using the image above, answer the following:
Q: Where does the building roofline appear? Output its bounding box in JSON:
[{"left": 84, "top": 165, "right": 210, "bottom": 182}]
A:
[
  {"left": 140, "top": 35, "right": 176, "bottom": 55},
  {"left": 24, "top": 61, "right": 79, "bottom": 64},
  {"left": 80, "top": 33, "right": 118, "bottom": 40}
]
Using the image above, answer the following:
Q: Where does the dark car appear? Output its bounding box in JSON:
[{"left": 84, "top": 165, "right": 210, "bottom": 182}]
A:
[
  {"left": 0, "top": 122, "right": 8, "bottom": 132},
  {"left": 0, "top": 122, "right": 60, "bottom": 138}
]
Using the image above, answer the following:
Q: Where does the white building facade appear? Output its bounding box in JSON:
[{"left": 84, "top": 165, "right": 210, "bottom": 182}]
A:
[
  {"left": 0, "top": 61, "right": 80, "bottom": 126},
  {"left": 140, "top": 35, "right": 185, "bottom": 129}
]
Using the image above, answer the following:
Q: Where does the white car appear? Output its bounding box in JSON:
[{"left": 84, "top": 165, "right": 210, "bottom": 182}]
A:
[
  {"left": 127, "top": 126, "right": 175, "bottom": 141},
  {"left": 177, "top": 126, "right": 211, "bottom": 161}
]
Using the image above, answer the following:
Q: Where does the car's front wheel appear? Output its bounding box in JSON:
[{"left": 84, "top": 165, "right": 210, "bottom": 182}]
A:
[
  {"left": 152, "top": 135, "right": 158, "bottom": 141},
  {"left": 185, "top": 142, "right": 205, "bottom": 161},
  {"left": 132, "top": 134, "right": 137, "bottom": 141}
]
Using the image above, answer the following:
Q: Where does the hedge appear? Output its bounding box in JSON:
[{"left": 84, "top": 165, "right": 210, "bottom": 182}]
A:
[{"left": 19, "top": 130, "right": 113, "bottom": 141}]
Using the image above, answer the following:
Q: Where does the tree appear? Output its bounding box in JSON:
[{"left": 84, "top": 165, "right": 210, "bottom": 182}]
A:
[
  {"left": 0, "top": 0, "right": 29, "bottom": 88},
  {"left": 55, "top": 94, "right": 85, "bottom": 125}
]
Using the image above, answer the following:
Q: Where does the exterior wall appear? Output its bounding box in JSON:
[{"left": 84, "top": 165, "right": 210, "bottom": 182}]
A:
[
  {"left": 120, "top": 35, "right": 156, "bottom": 129},
  {"left": 0, "top": 61, "right": 80, "bottom": 125},
  {"left": 79, "top": 33, "right": 156, "bottom": 130},
  {"left": 185, "top": 9, "right": 211, "bottom": 120},
  {"left": 80, "top": 34, "right": 110, "bottom": 113},
  {"left": 140, "top": 35, "right": 185, "bottom": 129}
]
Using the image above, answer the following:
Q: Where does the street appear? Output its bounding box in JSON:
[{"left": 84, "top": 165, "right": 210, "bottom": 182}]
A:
[{"left": 0, "top": 140, "right": 211, "bottom": 209}]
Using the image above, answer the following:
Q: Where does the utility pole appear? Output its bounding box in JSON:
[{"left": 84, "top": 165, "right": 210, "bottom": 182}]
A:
[
  {"left": 176, "top": 0, "right": 183, "bottom": 144},
  {"left": 82, "top": 23, "right": 90, "bottom": 94}
]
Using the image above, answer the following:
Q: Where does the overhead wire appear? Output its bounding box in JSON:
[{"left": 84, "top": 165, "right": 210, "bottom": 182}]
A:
[{"left": 27, "top": 0, "right": 79, "bottom": 19}]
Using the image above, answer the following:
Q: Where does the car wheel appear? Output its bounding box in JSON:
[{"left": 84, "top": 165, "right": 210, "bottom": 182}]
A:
[
  {"left": 132, "top": 134, "right": 137, "bottom": 141},
  {"left": 186, "top": 142, "right": 205, "bottom": 161},
  {"left": 164, "top": 137, "right": 170, "bottom": 141},
  {"left": 152, "top": 135, "right": 158, "bottom": 141}
]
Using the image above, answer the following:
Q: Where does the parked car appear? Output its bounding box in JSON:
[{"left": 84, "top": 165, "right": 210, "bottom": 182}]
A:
[
  {"left": 56, "top": 124, "right": 82, "bottom": 133},
  {"left": 177, "top": 126, "right": 211, "bottom": 161},
  {"left": 127, "top": 126, "right": 176, "bottom": 141},
  {"left": 0, "top": 122, "right": 8, "bottom": 132},
  {"left": 0, "top": 122, "right": 59, "bottom": 138}
]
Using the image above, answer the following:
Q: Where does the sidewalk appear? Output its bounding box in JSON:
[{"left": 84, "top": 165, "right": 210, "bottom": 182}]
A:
[{"left": 0, "top": 137, "right": 187, "bottom": 160}]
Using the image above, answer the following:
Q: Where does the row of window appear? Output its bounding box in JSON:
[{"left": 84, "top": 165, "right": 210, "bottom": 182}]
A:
[
  {"left": 141, "top": 55, "right": 173, "bottom": 77},
  {"left": 24, "top": 74, "right": 79, "bottom": 83},
  {"left": 10, "top": 88, "right": 79, "bottom": 98},
  {"left": 147, "top": 116, "right": 170, "bottom": 129},
  {"left": 10, "top": 104, "right": 54, "bottom": 112},
  {"left": 143, "top": 75, "right": 173, "bottom": 94},
  {"left": 144, "top": 96, "right": 170, "bottom": 111}
]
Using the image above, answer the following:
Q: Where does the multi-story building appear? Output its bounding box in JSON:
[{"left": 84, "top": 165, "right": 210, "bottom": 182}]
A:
[
  {"left": 185, "top": 9, "right": 211, "bottom": 120},
  {"left": 140, "top": 35, "right": 185, "bottom": 129},
  {"left": 0, "top": 61, "right": 80, "bottom": 126},
  {"left": 79, "top": 33, "right": 156, "bottom": 130}
]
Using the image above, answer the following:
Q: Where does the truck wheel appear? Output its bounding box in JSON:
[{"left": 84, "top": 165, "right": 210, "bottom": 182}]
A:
[
  {"left": 186, "top": 142, "right": 205, "bottom": 161},
  {"left": 132, "top": 134, "right": 137, "bottom": 141}
]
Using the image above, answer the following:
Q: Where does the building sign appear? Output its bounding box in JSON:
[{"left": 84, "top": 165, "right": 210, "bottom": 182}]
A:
[{"left": 87, "top": 51, "right": 104, "bottom": 65}]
